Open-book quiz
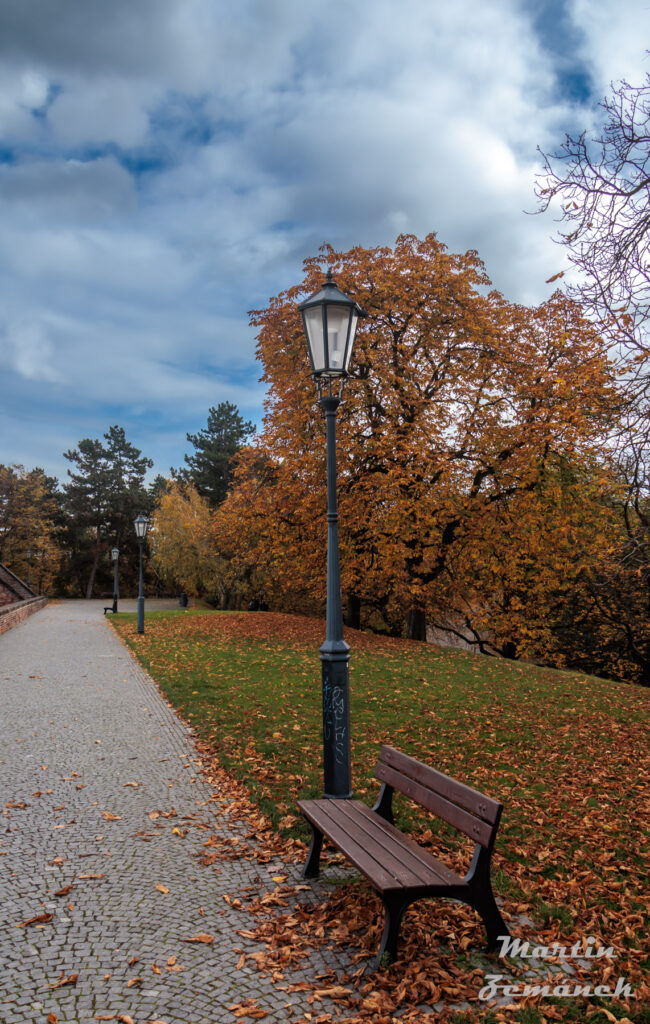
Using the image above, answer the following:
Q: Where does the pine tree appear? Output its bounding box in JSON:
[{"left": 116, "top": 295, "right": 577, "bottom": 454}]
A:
[
  {"left": 174, "top": 402, "right": 255, "bottom": 506},
  {"left": 63, "top": 427, "right": 152, "bottom": 598}
]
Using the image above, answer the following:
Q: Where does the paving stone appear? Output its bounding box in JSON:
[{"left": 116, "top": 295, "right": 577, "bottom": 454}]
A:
[{"left": 0, "top": 600, "right": 361, "bottom": 1023}]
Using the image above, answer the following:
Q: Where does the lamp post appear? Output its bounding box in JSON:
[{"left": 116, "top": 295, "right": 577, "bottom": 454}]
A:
[
  {"left": 298, "top": 269, "right": 365, "bottom": 799},
  {"left": 111, "top": 546, "right": 119, "bottom": 614},
  {"left": 134, "top": 515, "right": 149, "bottom": 634},
  {"left": 26, "top": 548, "right": 32, "bottom": 591}
]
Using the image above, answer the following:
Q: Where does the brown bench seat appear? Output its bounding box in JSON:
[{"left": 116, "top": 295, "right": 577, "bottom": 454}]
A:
[{"left": 298, "top": 744, "right": 510, "bottom": 965}]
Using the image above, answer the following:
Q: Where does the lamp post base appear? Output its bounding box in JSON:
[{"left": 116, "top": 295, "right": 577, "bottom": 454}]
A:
[
  {"left": 321, "top": 645, "right": 352, "bottom": 799},
  {"left": 137, "top": 596, "right": 145, "bottom": 634}
]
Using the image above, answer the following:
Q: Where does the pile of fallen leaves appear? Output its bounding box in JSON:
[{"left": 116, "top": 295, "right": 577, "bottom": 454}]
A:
[
  {"left": 194, "top": 743, "right": 648, "bottom": 1024},
  {"left": 113, "top": 611, "right": 649, "bottom": 1023}
]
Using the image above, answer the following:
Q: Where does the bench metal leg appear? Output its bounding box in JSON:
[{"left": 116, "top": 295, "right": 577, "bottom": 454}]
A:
[
  {"left": 467, "top": 887, "right": 510, "bottom": 951},
  {"left": 303, "top": 825, "right": 323, "bottom": 878},
  {"left": 465, "top": 844, "right": 510, "bottom": 951},
  {"left": 376, "top": 895, "right": 409, "bottom": 967}
]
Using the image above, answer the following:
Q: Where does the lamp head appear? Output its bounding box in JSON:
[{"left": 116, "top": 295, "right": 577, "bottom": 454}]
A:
[
  {"left": 298, "top": 270, "right": 364, "bottom": 383},
  {"left": 134, "top": 515, "right": 149, "bottom": 540}
]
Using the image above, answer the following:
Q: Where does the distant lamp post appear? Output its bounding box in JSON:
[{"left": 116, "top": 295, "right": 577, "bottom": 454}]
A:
[
  {"left": 298, "top": 269, "right": 365, "bottom": 799},
  {"left": 111, "top": 547, "right": 120, "bottom": 614},
  {"left": 133, "top": 515, "right": 149, "bottom": 634},
  {"left": 26, "top": 548, "right": 32, "bottom": 591}
]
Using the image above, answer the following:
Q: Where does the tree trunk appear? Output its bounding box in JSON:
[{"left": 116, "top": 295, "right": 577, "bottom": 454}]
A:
[
  {"left": 406, "top": 606, "right": 427, "bottom": 642},
  {"left": 346, "top": 594, "right": 361, "bottom": 630},
  {"left": 501, "top": 640, "right": 518, "bottom": 660},
  {"left": 85, "top": 546, "right": 101, "bottom": 599}
]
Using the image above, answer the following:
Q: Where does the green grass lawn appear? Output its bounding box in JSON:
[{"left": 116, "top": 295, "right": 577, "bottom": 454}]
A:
[{"left": 110, "top": 608, "right": 649, "bottom": 1013}]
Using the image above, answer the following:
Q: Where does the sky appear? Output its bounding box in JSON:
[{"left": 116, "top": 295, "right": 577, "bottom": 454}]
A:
[{"left": 0, "top": 0, "right": 648, "bottom": 482}]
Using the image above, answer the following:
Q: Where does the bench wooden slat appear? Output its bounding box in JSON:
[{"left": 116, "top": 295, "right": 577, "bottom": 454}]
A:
[
  {"left": 322, "top": 801, "right": 432, "bottom": 887},
  {"left": 380, "top": 746, "right": 502, "bottom": 825},
  {"left": 299, "top": 799, "right": 415, "bottom": 891},
  {"left": 375, "top": 760, "right": 495, "bottom": 847},
  {"left": 346, "top": 801, "right": 466, "bottom": 889}
]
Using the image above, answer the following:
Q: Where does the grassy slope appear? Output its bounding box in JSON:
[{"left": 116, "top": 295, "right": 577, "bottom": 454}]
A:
[{"left": 110, "top": 609, "right": 649, "bottom": 1008}]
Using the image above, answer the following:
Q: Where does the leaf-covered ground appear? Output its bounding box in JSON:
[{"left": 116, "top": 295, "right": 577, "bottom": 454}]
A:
[{"left": 111, "top": 610, "right": 649, "bottom": 1023}]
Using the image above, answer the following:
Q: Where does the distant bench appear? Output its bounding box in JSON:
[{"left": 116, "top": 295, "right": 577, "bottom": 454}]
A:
[{"left": 298, "top": 745, "right": 510, "bottom": 965}]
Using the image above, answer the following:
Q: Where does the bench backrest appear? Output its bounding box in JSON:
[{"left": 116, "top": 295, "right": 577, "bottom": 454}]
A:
[{"left": 374, "top": 745, "right": 502, "bottom": 849}]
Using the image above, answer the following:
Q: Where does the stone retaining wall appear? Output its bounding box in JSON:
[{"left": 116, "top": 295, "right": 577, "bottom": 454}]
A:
[{"left": 0, "top": 596, "right": 48, "bottom": 635}]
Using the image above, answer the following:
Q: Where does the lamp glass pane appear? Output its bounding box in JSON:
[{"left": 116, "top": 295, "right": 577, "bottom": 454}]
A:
[
  {"left": 325, "top": 305, "right": 351, "bottom": 374},
  {"left": 344, "top": 312, "right": 358, "bottom": 371},
  {"left": 134, "top": 516, "right": 147, "bottom": 539},
  {"left": 303, "top": 307, "right": 325, "bottom": 373}
]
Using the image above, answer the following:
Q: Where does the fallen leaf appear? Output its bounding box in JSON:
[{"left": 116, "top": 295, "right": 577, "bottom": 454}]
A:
[
  {"left": 94, "top": 1016, "right": 115, "bottom": 1021},
  {"left": 47, "top": 1014, "right": 58, "bottom": 1023},
  {"left": 128, "top": 956, "right": 139, "bottom": 966},
  {"left": 77, "top": 873, "right": 105, "bottom": 879},
  {"left": 49, "top": 972, "right": 78, "bottom": 989},
  {"left": 314, "top": 986, "right": 353, "bottom": 998},
  {"left": 16, "top": 912, "right": 53, "bottom": 928},
  {"left": 228, "top": 1002, "right": 268, "bottom": 1020},
  {"left": 101, "top": 811, "right": 122, "bottom": 821},
  {"left": 123, "top": 782, "right": 140, "bottom": 788},
  {"left": 167, "top": 956, "right": 177, "bottom": 966},
  {"left": 116, "top": 1017, "right": 135, "bottom": 1024},
  {"left": 151, "top": 962, "right": 161, "bottom": 974},
  {"left": 126, "top": 976, "right": 143, "bottom": 988},
  {"left": 156, "top": 884, "right": 170, "bottom": 894},
  {"left": 182, "top": 933, "right": 214, "bottom": 944},
  {"left": 54, "top": 884, "right": 75, "bottom": 896}
]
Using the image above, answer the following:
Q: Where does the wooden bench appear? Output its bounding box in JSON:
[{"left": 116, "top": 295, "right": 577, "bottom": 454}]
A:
[{"left": 298, "top": 745, "right": 510, "bottom": 965}]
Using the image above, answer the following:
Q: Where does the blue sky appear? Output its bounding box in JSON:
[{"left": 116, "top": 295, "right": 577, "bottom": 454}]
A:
[{"left": 0, "top": 0, "right": 648, "bottom": 481}]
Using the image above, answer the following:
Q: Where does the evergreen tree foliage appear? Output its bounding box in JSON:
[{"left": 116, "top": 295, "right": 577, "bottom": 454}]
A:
[
  {"left": 174, "top": 402, "right": 254, "bottom": 506},
  {"left": 63, "top": 426, "right": 152, "bottom": 598}
]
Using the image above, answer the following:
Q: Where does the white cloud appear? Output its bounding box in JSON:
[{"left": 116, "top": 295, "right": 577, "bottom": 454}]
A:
[
  {"left": 570, "top": 0, "right": 650, "bottom": 92},
  {"left": 1, "top": 319, "right": 62, "bottom": 383},
  {"left": 0, "top": 0, "right": 647, "bottom": 475},
  {"left": 48, "top": 79, "right": 154, "bottom": 148}
]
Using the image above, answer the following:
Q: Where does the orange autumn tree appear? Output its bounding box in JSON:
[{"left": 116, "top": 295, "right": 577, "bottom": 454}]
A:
[
  {"left": 151, "top": 480, "right": 238, "bottom": 606},
  {"left": 217, "top": 234, "right": 620, "bottom": 653}
]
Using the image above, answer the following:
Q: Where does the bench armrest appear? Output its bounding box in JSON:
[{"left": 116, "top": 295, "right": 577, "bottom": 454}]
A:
[{"left": 372, "top": 782, "right": 395, "bottom": 825}]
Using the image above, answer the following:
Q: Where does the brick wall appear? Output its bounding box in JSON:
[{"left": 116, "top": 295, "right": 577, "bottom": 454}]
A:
[{"left": 0, "top": 597, "right": 48, "bottom": 635}]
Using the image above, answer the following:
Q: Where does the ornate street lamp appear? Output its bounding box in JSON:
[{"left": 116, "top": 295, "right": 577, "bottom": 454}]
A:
[
  {"left": 133, "top": 515, "right": 149, "bottom": 634},
  {"left": 111, "top": 547, "right": 119, "bottom": 614},
  {"left": 26, "top": 548, "right": 32, "bottom": 591},
  {"left": 298, "top": 270, "right": 365, "bottom": 798}
]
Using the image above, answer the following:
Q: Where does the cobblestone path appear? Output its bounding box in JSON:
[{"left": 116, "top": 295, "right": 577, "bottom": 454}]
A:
[{"left": 0, "top": 601, "right": 336, "bottom": 1024}]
